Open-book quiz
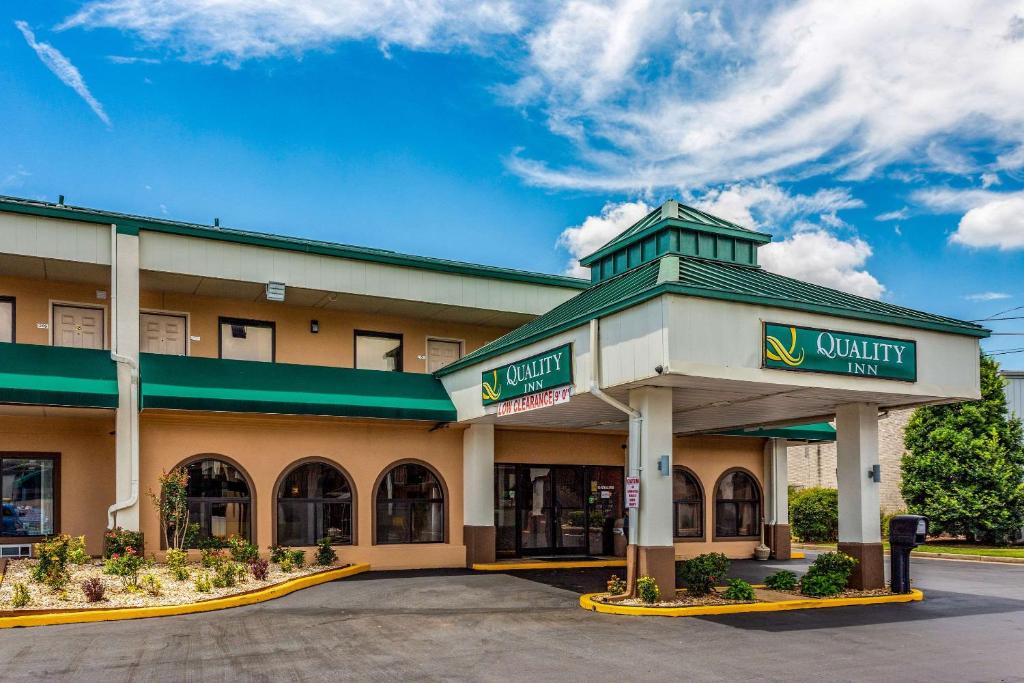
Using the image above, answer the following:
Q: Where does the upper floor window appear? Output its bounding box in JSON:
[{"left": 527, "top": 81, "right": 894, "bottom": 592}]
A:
[
  {"left": 219, "top": 317, "right": 274, "bottom": 362},
  {"left": 52, "top": 304, "right": 105, "bottom": 349},
  {"left": 141, "top": 312, "right": 187, "bottom": 356},
  {"left": 355, "top": 331, "right": 403, "bottom": 371},
  {"left": 0, "top": 297, "right": 13, "bottom": 343}
]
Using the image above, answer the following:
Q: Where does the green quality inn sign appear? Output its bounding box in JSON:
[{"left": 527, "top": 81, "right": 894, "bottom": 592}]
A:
[
  {"left": 763, "top": 323, "right": 917, "bottom": 382},
  {"left": 482, "top": 344, "right": 573, "bottom": 413}
]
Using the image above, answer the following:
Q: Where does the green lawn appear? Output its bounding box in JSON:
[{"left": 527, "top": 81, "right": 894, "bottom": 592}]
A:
[{"left": 795, "top": 541, "right": 1024, "bottom": 559}]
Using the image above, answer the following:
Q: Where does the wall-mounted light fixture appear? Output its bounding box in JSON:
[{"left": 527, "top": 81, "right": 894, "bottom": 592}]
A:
[
  {"left": 310, "top": 319, "right": 319, "bottom": 334},
  {"left": 266, "top": 281, "right": 286, "bottom": 302}
]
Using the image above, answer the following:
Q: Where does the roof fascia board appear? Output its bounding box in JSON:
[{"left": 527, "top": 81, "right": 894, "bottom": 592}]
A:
[{"left": 0, "top": 198, "right": 588, "bottom": 291}]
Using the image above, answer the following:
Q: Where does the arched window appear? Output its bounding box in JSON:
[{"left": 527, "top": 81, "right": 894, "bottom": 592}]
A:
[
  {"left": 185, "top": 457, "right": 252, "bottom": 545},
  {"left": 714, "top": 469, "right": 760, "bottom": 538},
  {"left": 375, "top": 462, "right": 445, "bottom": 544},
  {"left": 277, "top": 461, "right": 353, "bottom": 546},
  {"left": 673, "top": 467, "right": 703, "bottom": 539}
]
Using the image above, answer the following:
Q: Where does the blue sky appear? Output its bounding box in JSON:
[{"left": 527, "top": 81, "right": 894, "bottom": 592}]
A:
[{"left": 2, "top": 1, "right": 1023, "bottom": 362}]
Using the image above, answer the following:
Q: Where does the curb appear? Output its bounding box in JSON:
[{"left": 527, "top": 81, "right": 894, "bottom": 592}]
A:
[
  {"left": 794, "top": 545, "right": 1024, "bottom": 565},
  {"left": 472, "top": 559, "right": 626, "bottom": 571},
  {"left": 0, "top": 563, "right": 370, "bottom": 629},
  {"left": 579, "top": 588, "right": 923, "bottom": 617}
]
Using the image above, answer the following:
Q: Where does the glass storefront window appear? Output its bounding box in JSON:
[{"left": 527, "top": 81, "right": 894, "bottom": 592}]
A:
[
  {"left": 184, "top": 458, "right": 252, "bottom": 545},
  {"left": 375, "top": 463, "right": 444, "bottom": 544},
  {"left": 673, "top": 467, "right": 703, "bottom": 539},
  {"left": 277, "top": 462, "right": 353, "bottom": 546},
  {"left": 1, "top": 456, "right": 56, "bottom": 538},
  {"left": 714, "top": 470, "right": 760, "bottom": 538}
]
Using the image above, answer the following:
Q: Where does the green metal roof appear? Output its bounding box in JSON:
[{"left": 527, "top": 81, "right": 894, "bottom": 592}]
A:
[
  {"left": 436, "top": 255, "right": 988, "bottom": 376},
  {"left": 717, "top": 422, "right": 836, "bottom": 441},
  {"left": 140, "top": 353, "right": 457, "bottom": 421},
  {"left": 0, "top": 195, "right": 589, "bottom": 291},
  {"left": 0, "top": 344, "right": 118, "bottom": 408}
]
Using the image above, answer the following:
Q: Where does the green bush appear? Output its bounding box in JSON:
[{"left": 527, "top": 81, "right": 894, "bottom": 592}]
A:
[
  {"left": 194, "top": 573, "right": 212, "bottom": 593},
  {"left": 289, "top": 549, "right": 306, "bottom": 568},
  {"left": 11, "top": 582, "right": 30, "bottom": 608},
  {"left": 799, "top": 572, "right": 847, "bottom": 597},
  {"left": 790, "top": 487, "right": 839, "bottom": 543},
  {"left": 201, "top": 547, "right": 228, "bottom": 569},
  {"left": 212, "top": 561, "right": 244, "bottom": 588},
  {"left": 142, "top": 573, "right": 163, "bottom": 597},
  {"left": 32, "top": 534, "right": 80, "bottom": 590},
  {"left": 278, "top": 557, "right": 294, "bottom": 573},
  {"left": 799, "top": 551, "right": 858, "bottom": 597},
  {"left": 165, "top": 548, "right": 189, "bottom": 580},
  {"left": 103, "top": 547, "right": 151, "bottom": 590},
  {"left": 269, "top": 545, "right": 289, "bottom": 563},
  {"left": 677, "top": 553, "right": 730, "bottom": 596},
  {"left": 315, "top": 538, "right": 337, "bottom": 567},
  {"left": 103, "top": 528, "right": 144, "bottom": 559},
  {"left": 227, "top": 535, "right": 259, "bottom": 564},
  {"left": 808, "top": 551, "right": 857, "bottom": 578},
  {"left": 636, "top": 576, "right": 659, "bottom": 604},
  {"left": 67, "top": 535, "right": 90, "bottom": 565},
  {"left": 606, "top": 575, "right": 626, "bottom": 595},
  {"left": 880, "top": 509, "right": 906, "bottom": 540},
  {"left": 723, "top": 578, "right": 755, "bottom": 601},
  {"left": 764, "top": 570, "right": 798, "bottom": 591}
]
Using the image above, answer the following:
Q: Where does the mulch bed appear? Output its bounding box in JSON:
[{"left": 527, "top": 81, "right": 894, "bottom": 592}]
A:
[{"left": 594, "top": 585, "right": 897, "bottom": 608}]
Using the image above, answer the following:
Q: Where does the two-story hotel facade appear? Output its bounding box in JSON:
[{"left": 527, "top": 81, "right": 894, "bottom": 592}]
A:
[{"left": 0, "top": 195, "right": 987, "bottom": 592}]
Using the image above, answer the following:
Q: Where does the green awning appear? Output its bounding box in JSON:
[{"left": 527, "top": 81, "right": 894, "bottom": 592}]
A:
[
  {"left": 718, "top": 422, "right": 836, "bottom": 442},
  {"left": 140, "top": 353, "right": 457, "bottom": 422},
  {"left": 0, "top": 343, "right": 118, "bottom": 408}
]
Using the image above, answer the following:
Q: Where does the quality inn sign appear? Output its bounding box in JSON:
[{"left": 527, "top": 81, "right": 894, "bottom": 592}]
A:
[
  {"left": 763, "top": 323, "right": 917, "bottom": 382},
  {"left": 482, "top": 344, "right": 573, "bottom": 409}
]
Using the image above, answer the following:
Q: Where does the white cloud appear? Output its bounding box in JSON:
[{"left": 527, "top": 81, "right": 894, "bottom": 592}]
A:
[
  {"left": 1, "top": 166, "right": 31, "bottom": 190},
  {"left": 59, "top": 0, "right": 527, "bottom": 65},
  {"left": 981, "top": 172, "right": 1001, "bottom": 188},
  {"left": 15, "top": 20, "right": 111, "bottom": 127},
  {"left": 557, "top": 200, "right": 652, "bottom": 276},
  {"left": 688, "top": 182, "right": 863, "bottom": 230},
  {"left": 911, "top": 187, "right": 1017, "bottom": 213},
  {"left": 759, "top": 230, "right": 885, "bottom": 299},
  {"left": 964, "top": 291, "right": 1011, "bottom": 301},
  {"left": 875, "top": 208, "right": 908, "bottom": 221},
  {"left": 106, "top": 55, "right": 160, "bottom": 64},
  {"left": 950, "top": 196, "right": 1024, "bottom": 250}
]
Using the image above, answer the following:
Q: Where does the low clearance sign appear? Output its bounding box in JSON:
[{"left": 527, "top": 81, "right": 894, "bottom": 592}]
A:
[
  {"left": 482, "top": 344, "right": 573, "bottom": 408},
  {"left": 763, "top": 323, "right": 917, "bottom": 382}
]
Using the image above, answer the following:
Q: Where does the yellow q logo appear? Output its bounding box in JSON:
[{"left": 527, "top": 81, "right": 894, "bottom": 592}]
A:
[
  {"left": 482, "top": 370, "right": 502, "bottom": 402},
  {"left": 765, "top": 326, "right": 805, "bottom": 367}
]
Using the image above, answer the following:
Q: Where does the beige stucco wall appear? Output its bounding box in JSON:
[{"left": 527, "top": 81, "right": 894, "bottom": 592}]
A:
[
  {"left": 788, "top": 409, "right": 911, "bottom": 512},
  {"left": 140, "top": 412, "right": 468, "bottom": 570},
  {"left": 0, "top": 414, "right": 115, "bottom": 556},
  {"left": 495, "top": 429, "right": 626, "bottom": 465},
  {"left": 0, "top": 275, "right": 112, "bottom": 347}
]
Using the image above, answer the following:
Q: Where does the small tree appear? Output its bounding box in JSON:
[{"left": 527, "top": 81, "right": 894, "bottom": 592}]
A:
[
  {"left": 149, "top": 467, "right": 193, "bottom": 550},
  {"left": 901, "top": 354, "right": 1024, "bottom": 544}
]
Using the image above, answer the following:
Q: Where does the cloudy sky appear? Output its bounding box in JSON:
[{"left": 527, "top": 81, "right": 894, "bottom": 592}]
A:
[{"left": 2, "top": 1, "right": 1023, "bottom": 360}]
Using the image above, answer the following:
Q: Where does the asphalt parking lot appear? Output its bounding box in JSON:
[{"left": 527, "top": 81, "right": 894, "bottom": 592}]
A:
[{"left": 2, "top": 554, "right": 1023, "bottom": 682}]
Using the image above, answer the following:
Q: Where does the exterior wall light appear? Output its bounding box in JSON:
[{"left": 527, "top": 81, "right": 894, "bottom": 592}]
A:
[
  {"left": 266, "top": 281, "right": 286, "bottom": 302},
  {"left": 310, "top": 319, "right": 319, "bottom": 333}
]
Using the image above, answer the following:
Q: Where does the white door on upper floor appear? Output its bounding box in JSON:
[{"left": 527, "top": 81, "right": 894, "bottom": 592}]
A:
[
  {"left": 52, "top": 304, "right": 104, "bottom": 349},
  {"left": 427, "top": 338, "right": 462, "bottom": 373},
  {"left": 140, "top": 313, "right": 187, "bottom": 355}
]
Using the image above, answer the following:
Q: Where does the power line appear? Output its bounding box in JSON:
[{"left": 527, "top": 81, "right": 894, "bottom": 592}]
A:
[{"left": 974, "top": 303, "right": 1024, "bottom": 322}]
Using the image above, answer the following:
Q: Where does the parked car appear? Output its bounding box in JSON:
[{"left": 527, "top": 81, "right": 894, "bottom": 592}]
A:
[{"left": 2, "top": 502, "right": 25, "bottom": 535}]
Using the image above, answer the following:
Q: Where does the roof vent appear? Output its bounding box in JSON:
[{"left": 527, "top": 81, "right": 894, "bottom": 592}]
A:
[
  {"left": 214, "top": 217, "right": 220, "bottom": 227},
  {"left": 58, "top": 194, "right": 65, "bottom": 206}
]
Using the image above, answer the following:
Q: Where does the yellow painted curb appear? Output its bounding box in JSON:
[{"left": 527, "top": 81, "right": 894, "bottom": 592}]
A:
[
  {"left": 579, "top": 588, "right": 923, "bottom": 617},
  {"left": 472, "top": 559, "right": 626, "bottom": 571},
  {"left": 0, "top": 563, "right": 370, "bottom": 630},
  {"left": 791, "top": 551, "right": 806, "bottom": 559}
]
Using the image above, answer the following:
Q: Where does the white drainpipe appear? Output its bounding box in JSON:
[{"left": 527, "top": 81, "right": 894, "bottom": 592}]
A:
[
  {"left": 107, "top": 224, "right": 140, "bottom": 529},
  {"left": 588, "top": 319, "right": 642, "bottom": 549}
]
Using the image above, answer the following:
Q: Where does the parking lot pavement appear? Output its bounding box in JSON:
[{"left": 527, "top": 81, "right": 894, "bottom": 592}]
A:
[{"left": 2, "top": 556, "right": 1023, "bottom": 683}]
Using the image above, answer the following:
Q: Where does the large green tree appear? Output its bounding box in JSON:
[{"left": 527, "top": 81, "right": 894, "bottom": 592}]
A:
[{"left": 901, "top": 354, "right": 1024, "bottom": 544}]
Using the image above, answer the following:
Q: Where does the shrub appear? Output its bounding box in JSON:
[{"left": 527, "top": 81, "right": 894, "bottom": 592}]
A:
[
  {"left": 636, "top": 576, "right": 659, "bottom": 604},
  {"left": 212, "top": 561, "right": 243, "bottom": 588},
  {"left": 315, "top": 538, "right": 337, "bottom": 567},
  {"left": 172, "top": 565, "right": 190, "bottom": 581},
  {"left": 289, "top": 549, "right": 306, "bottom": 568},
  {"left": 799, "top": 572, "right": 847, "bottom": 597},
  {"left": 67, "top": 536, "right": 90, "bottom": 565},
  {"left": 269, "top": 545, "right": 288, "bottom": 564},
  {"left": 723, "top": 578, "right": 755, "bottom": 601},
  {"left": 606, "top": 575, "right": 626, "bottom": 595},
  {"left": 81, "top": 577, "right": 105, "bottom": 602},
  {"left": 227, "top": 535, "right": 259, "bottom": 564},
  {"left": 278, "top": 557, "right": 294, "bottom": 573},
  {"left": 104, "top": 528, "right": 144, "bottom": 559},
  {"left": 677, "top": 553, "right": 730, "bottom": 596},
  {"left": 201, "top": 547, "right": 228, "bottom": 569},
  {"left": 194, "top": 573, "right": 212, "bottom": 593},
  {"left": 800, "top": 551, "right": 858, "bottom": 597},
  {"left": 149, "top": 467, "right": 195, "bottom": 551},
  {"left": 197, "top": 536, "right": 228, "bottom": 550},
  {"left": 250, "top": 558, "right": 270, "bottom": 581},
  {"left": 790, "top": 487, "right": 839, "bottom": 543},
  {"left": 808, "top": 551, "right": 857, "bottom": 579},
  {"left": 32, "top": 534, "right": 80, "bottom": 590},
  {"left": 880, "top": 509, "right": 906, "bottom": 540},
  {"left": 11, "top": 582, "right": 30, "bottom": 608},
  {"left": 141, "top": 573, "right": 163, "bottom": 597},
  {"left": 165, "top": 548, "right": 188, "bottom": 571},
  {"left": 103, "top": 547, "right": 150, "bottom": 590},
  {"left": 764, "top": 570, "right": 798, "bottom": 591}
]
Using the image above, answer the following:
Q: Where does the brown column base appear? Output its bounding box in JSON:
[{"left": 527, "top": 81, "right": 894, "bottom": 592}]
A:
[
  {"left": 463, "top": 525, "right": 496, "bottom": 567},
  {"left": 767, "top": 523, "right": 792, "bottom": 560},
  {"left": 838, "top": 541, "right": 885, "bottom": 590},
  {"left": 626, "top": 544, "right": 676, "bottom": 598}
]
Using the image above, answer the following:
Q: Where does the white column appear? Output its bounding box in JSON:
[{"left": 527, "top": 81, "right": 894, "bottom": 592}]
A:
[
  {"left": 764, "top": 438, "right": 789, "bottom": 526},
  {"left": 628, "top": 386, "right": 674, "bottom": 548},
  {"left": 462, "top": 423, "right": 495, "bottom": 527},
  {"left": 111, "top": 229, "right": 141, "bottom": 530},
  {"left": 836, "top": 403, "right": 881, "bottom": 543}
]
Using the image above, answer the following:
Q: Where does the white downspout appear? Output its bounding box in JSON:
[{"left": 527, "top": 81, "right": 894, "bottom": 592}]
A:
[
  {"left": 107, "top": 224, "right": 140, "bottom": 529},
  {"left": 588, "top": 319, "right": 642, "bottom": 549}
]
